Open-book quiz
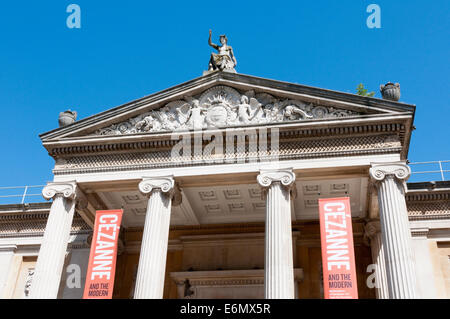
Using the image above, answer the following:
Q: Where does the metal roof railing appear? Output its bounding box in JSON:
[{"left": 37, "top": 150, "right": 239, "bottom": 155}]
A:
[
  {"left": 409, "top": 160, "right": 450, "bottom": 182},
  {"left": 0, "top": 185, "right": 46, "bottom": 205}
]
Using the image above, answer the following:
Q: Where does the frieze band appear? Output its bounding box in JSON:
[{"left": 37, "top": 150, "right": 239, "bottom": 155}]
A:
[{"left": 95, "top": 85, "right": 359, "bottom": 136}]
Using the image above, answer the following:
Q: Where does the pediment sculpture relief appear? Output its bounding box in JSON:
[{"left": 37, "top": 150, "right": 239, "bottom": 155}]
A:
[{"left": 95, "top": 86, "right": 359, "bottom": 136}]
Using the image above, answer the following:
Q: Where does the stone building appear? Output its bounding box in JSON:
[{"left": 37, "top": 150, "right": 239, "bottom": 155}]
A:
[{"left": 0, "top": 67, "right": 449, "bottom": 299}]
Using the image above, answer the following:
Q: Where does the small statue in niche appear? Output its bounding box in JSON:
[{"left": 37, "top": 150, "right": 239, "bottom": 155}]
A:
[{"left": 208, "top": 30, "right": 237, "bottom": 72}]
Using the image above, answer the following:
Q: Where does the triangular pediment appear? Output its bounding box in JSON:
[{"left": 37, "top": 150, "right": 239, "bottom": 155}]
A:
[{"left": 40, "top": 72, "right": 415, "bottom": 142}]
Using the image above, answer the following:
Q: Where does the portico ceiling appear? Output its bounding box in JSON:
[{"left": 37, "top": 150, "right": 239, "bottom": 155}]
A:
[{"left": 95, "top": 177, "right": 368, "bottom": 228}]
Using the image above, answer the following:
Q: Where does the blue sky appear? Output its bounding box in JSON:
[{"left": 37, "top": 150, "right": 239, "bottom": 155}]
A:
[{"left": 0, "top": 0, "right": 449, "bottom": 192}]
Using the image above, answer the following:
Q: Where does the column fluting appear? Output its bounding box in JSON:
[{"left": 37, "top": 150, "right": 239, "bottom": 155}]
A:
[
  {"left": 370, "top": 162, "right": 417, "bottom": 299},
  {"left": 133, "top": 176, "right": 179, "bottom": 299},
  {"left": 257, "top": 169, "right": 296, "bottom": 299},
  {"left": 30, "top": 182, "right": 84, "bottom": 299},
  {"left": 365, "top": 221, "right": 389, "bottom": 299}
]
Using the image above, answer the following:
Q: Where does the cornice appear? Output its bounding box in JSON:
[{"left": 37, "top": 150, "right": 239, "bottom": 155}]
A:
[
  {"left": 40, "top": 72, "right": 223, "bottom": 141},
  {"left": 40, "top": 72, "right": 415, "bottom": 143},
  {"left": 406, "top": 189, "right": 450, "bottom": 221},
  {"left": 408, "top": 215, "right": 450, "bottom": 221},
  {"left": 219, "top": 72, "right": 416, "bottom": 113},
  {"left": 407, "top": 181, "right": 450, "bottom": 192},
  {"left": 52, "top": 148, "right": 401, "bottom": 176},
  {"left": 0, "top": 212, "right": 49, "bottom": 221},
  {"left": 0, "top": 202, "right": 51, "bottom": 213},
  {"left": 0, "top": 210, "right": 91, "bottom": 239},
  {"left": 46, "top": 119, "right": 407, "bottom": 157},
  {"left": 406, "top": 192, "right": 450, "bottom": 202}
]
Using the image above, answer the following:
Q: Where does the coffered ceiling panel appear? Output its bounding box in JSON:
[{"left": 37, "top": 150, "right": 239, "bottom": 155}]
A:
[
  {"left": 95, "top": 177, "right": 368, "bottom": 227},
  {"left": 97, "top": 190, "right": 196, "bottom": 227},
  {"left": 183, "top": 184, "right": 266, "bottom": 224},
  {"left": 293, "top": 177, "right": 369, "bottom": 220}
]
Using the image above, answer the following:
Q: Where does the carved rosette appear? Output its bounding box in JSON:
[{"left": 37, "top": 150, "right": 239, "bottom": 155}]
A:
[{"left": 257, "top": 169, "right": 296, "bottom": 198}]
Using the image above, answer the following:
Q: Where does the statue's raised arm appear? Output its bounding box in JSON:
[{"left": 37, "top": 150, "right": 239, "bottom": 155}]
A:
[{"left": 208, "top": 30, "right": 219, "bottom": 50}]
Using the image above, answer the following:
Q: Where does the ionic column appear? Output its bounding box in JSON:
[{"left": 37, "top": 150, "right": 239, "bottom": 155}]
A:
[
  {"left": 369, "top": 162, "right": 417, "bottom": 299},
  {"left": 364, "top": 221, "right": 389, "bottom": 299},
  {"left": 134, "top": 176, "right": 181, "bottom": 299},
  {"left": 30, "top": 182, "right": 86, "bottom": 299},
  {"left": 257, "top": 169, "right": 296, "bottom": 299}
]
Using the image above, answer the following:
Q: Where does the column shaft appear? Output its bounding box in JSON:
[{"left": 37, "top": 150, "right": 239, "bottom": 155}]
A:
[
  {"left": 134, "top": 190, "right": 172, "bottom": 298},
  {"left": 371, "top": 232, "right": 389, "bottom": 299},
  {"left": 258, "top": 169, "right": 296, "bottom": 299},
  {"left": 134, "top": 176, "right": 178, "bottom": 299},
  {"left": 377, "top": 176, "right": 417, "bottom": 298},
  {"left": 30, "top": 194, "right": 75, "bottom": 298},
  {"left": 265, "top": 182, "right": 295, "bottom": 299},
  {"left": 370, "top": 162, "right": 417, "bottom": 299}
]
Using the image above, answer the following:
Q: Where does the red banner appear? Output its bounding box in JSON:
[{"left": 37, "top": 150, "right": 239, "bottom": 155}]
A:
[
  {"left": 83, "top": 209, "right": 123, "bottom": 299},
  {"left": 319, "top": 198, "right": 358, "bottom": 299}
]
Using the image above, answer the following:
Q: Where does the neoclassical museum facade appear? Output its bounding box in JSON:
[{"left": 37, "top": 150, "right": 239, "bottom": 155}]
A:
[{"left": 0, "top": 70, "right": 449, "bottom": 299}]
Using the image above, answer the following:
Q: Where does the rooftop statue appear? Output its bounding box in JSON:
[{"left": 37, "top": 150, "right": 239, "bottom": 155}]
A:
[{"left": 207, "top": 30, "right": 237, "bottom": 72}]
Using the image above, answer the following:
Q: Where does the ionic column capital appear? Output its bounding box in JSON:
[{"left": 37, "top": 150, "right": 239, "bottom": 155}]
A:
[
  {"left": 257, "top": 169, "right": 296, "bottom": 200},
  {"left": 42, "top": 182, "right": 77, "bottom": 200},
  {"left": 257, "top": 169, "right": 296, "bottom": 188},
  {"left": 257, "top": 168, "right": 295, "bottom": 188},
  {"left": 369, "top": 162, "right": 411, "bottom": 183},
  {"left": 42, "top": 181, "right": 87, "bottom": 209},
  {"left": 139, "top": 176, "right": 182, "bottom": 205},
  {"left": 139, "top": 176, "right": 175, "bottom": 195}
]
